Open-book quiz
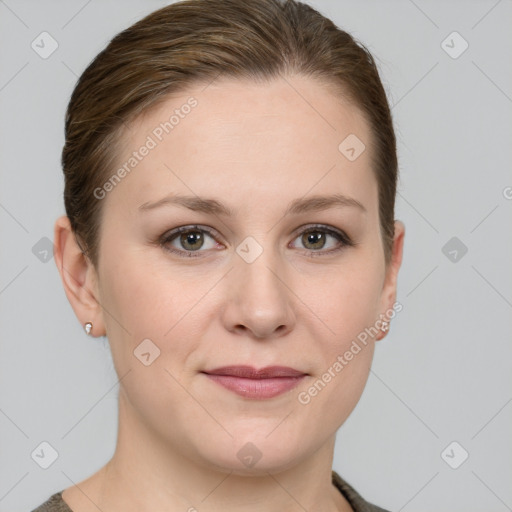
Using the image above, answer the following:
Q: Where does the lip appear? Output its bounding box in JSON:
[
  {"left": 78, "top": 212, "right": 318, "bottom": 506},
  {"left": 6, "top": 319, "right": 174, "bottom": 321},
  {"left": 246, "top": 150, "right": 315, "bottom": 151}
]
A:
[
  {"left": 203, "top": 365, "right": 306, "bottom": 378},
  {"left": 202, "top": 365, "right": 307, "bottom": 399}
]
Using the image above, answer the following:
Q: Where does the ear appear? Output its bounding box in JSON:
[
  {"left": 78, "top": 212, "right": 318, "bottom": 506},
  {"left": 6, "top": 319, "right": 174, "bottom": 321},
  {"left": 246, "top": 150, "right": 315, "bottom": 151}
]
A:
[
  {"left": 375, "top": 220, "right": 405, "bottom": 341},
  {"left": 53, "top": 215, "right": 105, "bottom": 337}
]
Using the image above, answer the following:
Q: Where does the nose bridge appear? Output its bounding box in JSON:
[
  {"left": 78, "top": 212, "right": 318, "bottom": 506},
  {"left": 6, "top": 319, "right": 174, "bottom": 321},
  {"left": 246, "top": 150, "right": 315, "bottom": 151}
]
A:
[
  {"left": 239, "top": 242, "right": 283, "bottom": 298},
  {"left": 223, "top": 236, "right": 295, "bottom": 338}
]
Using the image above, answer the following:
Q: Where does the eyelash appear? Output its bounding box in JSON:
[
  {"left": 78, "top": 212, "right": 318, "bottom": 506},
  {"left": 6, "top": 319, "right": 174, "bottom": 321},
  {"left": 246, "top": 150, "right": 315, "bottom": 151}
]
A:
[{"left": 158, "top": 224, "right": 355, "bottom": 259}]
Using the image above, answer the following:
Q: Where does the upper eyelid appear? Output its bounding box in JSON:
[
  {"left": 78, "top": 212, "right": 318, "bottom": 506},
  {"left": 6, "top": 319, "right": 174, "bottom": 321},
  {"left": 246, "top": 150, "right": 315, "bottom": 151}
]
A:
[{"left": 162, "top": 225, "right": 221, "bottom": 242}]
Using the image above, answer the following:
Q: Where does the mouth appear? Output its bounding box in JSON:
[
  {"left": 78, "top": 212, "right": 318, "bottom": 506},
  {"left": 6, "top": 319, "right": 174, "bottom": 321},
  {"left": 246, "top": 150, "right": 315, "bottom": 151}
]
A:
[{"left": 201, "top": 365, "right": 308, "bottom": 399}]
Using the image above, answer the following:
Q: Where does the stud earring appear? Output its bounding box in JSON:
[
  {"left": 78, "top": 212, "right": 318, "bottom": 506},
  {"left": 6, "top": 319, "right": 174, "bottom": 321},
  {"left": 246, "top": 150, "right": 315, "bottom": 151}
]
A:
[
  {"left": 84, "top": 322, "right": 93, "bottom": 336},
  {"left": 381, "top": 321, "right": 389, "bottom": 332}
]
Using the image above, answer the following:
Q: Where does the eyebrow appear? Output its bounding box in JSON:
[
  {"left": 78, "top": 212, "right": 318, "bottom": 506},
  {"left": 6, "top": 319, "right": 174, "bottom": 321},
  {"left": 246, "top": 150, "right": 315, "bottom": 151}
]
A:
[{"left": 138, "top": 192, "right": 367, "bottom": 216}]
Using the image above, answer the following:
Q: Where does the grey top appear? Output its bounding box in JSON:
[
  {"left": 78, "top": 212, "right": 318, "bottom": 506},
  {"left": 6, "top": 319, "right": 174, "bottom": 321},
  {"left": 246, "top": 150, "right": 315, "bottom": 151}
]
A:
[{"left": 32, "top": 470, "right": 390, "bottom": 512}]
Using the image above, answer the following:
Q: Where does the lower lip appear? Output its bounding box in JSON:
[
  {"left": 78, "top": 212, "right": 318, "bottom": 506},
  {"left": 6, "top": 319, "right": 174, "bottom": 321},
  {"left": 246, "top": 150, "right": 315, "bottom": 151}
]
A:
[{"left": 203, "top": 374, "right": 306, "bottom": 399}]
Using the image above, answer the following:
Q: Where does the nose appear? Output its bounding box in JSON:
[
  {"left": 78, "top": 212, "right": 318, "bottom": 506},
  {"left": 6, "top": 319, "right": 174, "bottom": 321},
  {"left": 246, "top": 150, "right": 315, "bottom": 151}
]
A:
[{"left": 220, "top": 248, "right": 296, "bottom": 340}]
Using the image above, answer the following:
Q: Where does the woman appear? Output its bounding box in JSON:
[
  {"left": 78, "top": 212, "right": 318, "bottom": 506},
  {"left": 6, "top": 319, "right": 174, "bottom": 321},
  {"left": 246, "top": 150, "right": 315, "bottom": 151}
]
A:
[{"left": 33, "top": 0, "right": 404, "bottom": 510}]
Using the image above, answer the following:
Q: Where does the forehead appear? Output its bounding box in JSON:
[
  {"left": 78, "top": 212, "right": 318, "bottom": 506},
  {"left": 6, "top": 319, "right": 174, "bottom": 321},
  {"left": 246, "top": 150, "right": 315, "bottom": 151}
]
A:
[{"left": 106, "top": 74, "right": 376, "bottom": 215}]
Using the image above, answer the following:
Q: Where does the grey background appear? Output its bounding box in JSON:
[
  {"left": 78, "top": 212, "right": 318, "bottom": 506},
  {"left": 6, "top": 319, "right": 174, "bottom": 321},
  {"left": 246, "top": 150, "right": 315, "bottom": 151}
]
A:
[{"left": 1, "top": 1, "right": 511, "bottom": 511}]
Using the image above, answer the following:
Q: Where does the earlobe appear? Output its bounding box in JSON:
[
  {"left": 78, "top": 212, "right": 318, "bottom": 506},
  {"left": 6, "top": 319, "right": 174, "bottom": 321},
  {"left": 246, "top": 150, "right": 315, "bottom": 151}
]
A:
[{"left": 53, "top": 215, "right": 105, "bottom": 336}]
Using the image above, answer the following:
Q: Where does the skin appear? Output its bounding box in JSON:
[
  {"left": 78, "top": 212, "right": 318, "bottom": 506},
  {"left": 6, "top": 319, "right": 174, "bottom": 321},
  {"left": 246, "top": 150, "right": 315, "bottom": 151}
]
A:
[{"left": 54, "top": 74, "right": 405, "bottom": 512}]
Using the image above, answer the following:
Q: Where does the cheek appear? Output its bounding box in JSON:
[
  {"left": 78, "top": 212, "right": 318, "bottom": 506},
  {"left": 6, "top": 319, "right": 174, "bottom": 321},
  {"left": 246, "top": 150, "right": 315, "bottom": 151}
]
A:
[
  {"left": 309, "top": 263, "right": 383, "bottom": 345},
  {"left": 295, "top": 266, "right": 381, "bottom": 429},
  {"left": 97, "top": 251, "right": 213, "bottom": 372},
  {"left": 99, "top": 249, "right": 185, "bottom": 331},
  {"left": 294, "top": 260, "right": 382, "bottom": 408}
]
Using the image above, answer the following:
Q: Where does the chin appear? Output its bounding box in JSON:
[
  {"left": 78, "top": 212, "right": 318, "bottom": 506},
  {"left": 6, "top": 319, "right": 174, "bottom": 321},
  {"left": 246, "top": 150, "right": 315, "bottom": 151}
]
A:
[{"left": 194, "top": 428, "right": 309, "bottom": 476}]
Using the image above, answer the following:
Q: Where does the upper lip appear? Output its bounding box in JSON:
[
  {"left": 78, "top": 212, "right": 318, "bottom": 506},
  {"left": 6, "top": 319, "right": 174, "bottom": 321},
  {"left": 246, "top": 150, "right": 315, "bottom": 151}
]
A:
[{"left": 202, "top": 365, "right": 306, "bottom": 379}]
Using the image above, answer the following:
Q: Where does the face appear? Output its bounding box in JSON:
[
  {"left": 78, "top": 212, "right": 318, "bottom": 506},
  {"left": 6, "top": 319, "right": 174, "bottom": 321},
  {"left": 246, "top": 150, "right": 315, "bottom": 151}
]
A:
[{"left": 84, "top": 75, "right": 402, "bottom": 473}]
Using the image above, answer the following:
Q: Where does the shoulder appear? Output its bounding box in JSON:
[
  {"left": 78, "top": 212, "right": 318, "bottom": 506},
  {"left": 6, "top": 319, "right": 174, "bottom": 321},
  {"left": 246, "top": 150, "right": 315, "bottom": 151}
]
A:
[
  {"left": 31, "top": 491, "right": 73, "bottom": 512},
  {"left": 332, "top": 470, "right": 392, "bottom": 512}
]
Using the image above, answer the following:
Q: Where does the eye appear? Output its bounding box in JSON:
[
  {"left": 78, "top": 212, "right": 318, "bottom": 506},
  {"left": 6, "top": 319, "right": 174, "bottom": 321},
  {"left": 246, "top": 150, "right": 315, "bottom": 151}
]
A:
[
  {"left": 160, "top": 225, "right": 221, "bottom": 258},
  {"left": 290, "top": 225, "right": 354, "bottom": 257},
  {"left": 159, "top": 224, "right": 354, "bottom": 258}
]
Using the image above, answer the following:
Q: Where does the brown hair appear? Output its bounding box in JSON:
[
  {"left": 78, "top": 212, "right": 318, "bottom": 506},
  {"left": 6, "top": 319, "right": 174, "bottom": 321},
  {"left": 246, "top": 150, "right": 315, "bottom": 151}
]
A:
[{"left": 62, "top": 0, "right": 398, "bottom": 267}]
